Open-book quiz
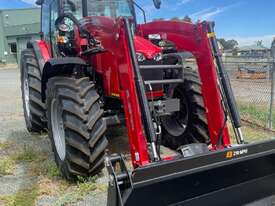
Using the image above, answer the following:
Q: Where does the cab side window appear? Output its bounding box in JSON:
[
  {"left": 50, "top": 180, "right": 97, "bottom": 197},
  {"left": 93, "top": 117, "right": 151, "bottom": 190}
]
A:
[
  {"left": 64, "top": 0, "right": 83, "bottom": 20},
  {"left": 50, "top": 0, "right": 59, "bottom": 57},
  {"left": 41, "top": 1, "right": 50, "bottom": 42}
]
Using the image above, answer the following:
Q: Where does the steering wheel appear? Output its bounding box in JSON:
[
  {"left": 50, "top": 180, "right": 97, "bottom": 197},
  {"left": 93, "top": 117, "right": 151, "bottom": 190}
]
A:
[
  {"left": 55, "top": 13, "right": 80, "bottom": 33},
  {"left": 55, "top": 13, "right": 98, "bottom": 45}
]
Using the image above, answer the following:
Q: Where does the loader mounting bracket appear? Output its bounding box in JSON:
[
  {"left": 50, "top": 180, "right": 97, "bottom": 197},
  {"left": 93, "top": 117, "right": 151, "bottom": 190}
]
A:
[{"left": 106, "top": 155, "right": 133, "bottom": 206}]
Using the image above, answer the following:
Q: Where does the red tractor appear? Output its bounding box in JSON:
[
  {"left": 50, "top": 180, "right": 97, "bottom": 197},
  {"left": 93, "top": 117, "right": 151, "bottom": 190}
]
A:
[{"left": 20, "top": 0, "right": 275, "bottom": 205}]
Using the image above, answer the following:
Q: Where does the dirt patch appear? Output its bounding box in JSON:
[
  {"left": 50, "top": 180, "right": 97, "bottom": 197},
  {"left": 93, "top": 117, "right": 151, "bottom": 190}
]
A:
[{"left": 0, "top": 64, "right": 18, "bottom": 70}]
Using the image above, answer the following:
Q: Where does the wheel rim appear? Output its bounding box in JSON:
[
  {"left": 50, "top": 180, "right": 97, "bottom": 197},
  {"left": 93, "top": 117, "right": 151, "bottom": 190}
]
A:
[
  {"left": 51, "top": 98, "right": 66, "bottom": 161},
  {"left": 162, "top": 88, "right": 189, "bottom": 137},
  {"left": 23, "top": 73, "right": 31, "bottom": 119}
]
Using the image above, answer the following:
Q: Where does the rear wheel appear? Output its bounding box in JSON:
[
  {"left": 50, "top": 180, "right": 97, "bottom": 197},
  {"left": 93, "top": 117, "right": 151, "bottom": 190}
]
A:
[
  {"left": 20, "top": 49, "right": 46, "bottom": 133},
  {"left": 161, "top": 68, "right": 210, "bottom": 150},
  {"left": 46, "top": 77, "right": 108, "bottom": 180}
]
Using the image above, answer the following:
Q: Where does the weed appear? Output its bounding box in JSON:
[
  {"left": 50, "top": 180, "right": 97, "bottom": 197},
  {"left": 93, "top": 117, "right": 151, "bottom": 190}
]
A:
[
  {"left": 45, "top": 161, "right": 61, "bottom": 178},
  {"left": 54, "top": 192, "right": 79, "bottom": 206},
  {"left": 13, "top": 185, "right": 39, "bottom": 206},
  {"left": 0, "top": 195, "right": 15, "bottom": 206},
  {"left": 238, "top": 103, "right": 275, "bottom": 127},
  {"left": 0, "top": 141, "right": 12, "bottom": 150},
  {"left": 0, "top": 185, "right": 39, "bottom": 206},
  {"left": 228, "top": 123, "right": 274, "bottom": 143},
  {"left": 54, "top": 175, "right": 100, "bottom": 206},
  {"left": 30, "top": 160, "right": 61, "bottom": 178},
  {"left": 75, "top": 175, "right": 99, "bottom": 198},
  {"left": 76, "top": 181, "right": 97, "bottom": 197},
  {"left": 12, "top": 146, "right": 46, "bottom": 163},
  {"left": 77, "top": 175, "right": 98, "bottom": 183},
  {"left": 0, "top": 157, "right": 15, "bottom": 176}
]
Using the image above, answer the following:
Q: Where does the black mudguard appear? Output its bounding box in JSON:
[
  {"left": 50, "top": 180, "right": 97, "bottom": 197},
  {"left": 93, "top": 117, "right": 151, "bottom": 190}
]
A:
[
  {"left": 27, "top": 41, "right": 88, "bottom": 102},
  {"left": 41, "top": 57, "right": 87, "bottom": 101},
  {"left": 107, "top": 139, "right": 275, "bottom": 206}
]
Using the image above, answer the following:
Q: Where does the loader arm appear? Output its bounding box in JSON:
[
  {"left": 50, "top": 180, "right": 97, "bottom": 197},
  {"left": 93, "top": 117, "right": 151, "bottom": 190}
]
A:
[
  {"left": 105, "top": 18, "right": 275, "bottom": 206},
  {"left": 137, "top": 20, "right": 232, "bottom": 147},
  {"left": 106, "top": 18, "right": 235, "bottom": 168}
]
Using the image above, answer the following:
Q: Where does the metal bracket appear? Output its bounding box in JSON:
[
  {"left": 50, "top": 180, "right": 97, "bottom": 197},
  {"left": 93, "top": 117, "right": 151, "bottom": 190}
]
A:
[{"left": 106, "top": 155, "right": 133, "bottom": 206}]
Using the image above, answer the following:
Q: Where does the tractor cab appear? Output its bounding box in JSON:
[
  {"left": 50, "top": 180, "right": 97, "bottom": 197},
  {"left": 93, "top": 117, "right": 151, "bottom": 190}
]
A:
[
  {"left": 37, "top": 0, "right": 160, "bottom": 57},
  {"left": 38, "top": 0, "right": 167, "bottom": 97}
]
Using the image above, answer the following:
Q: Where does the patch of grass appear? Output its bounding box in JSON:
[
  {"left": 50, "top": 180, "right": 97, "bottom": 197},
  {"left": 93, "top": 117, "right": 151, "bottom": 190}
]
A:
[
  {"left": 76, "top": 176, "right": 98, "bottom": 197},
  {"left": 37, "top": 178, "right": 70, "bottom": 197},
  {"left": 0, "top": 195, "right": 15, "bottom": 206},
  {"left": 44, "top": 161, "right": 61, "bottom": 178},
  {"left": 12, "top": 146, "right": 46, "bottom": 163},
  {"left": 238, "top": 103, "right": 275, "bottom": 127},
  {"left": 30, "top": 160, "right": 61, "bottom": 178},
  {"left": 13, "top": 185, "right": 39, "bottom": 206},
  {"left": 77, "top": 175, "right": 98, "bottom": 183},
  {"left": 0, "top": 185, "right": 39, "bottom": 206},
  {"left": 242, "top": 125, "right": 275, "bottom": 142},
  {"left": 54, "top": 176, "right": 101, "bottom": 206},
  {"left": 54, "top": 192, "right": 79, "bottom": 206},
  {"left": 229, "top": 123, "right": 275, "bottom": 143},
  {"left": 0, "top": 141, "right": 12, "bottom": 150},
  {"left": 0, "top": 157, "right": 15, "bottom": 176}
]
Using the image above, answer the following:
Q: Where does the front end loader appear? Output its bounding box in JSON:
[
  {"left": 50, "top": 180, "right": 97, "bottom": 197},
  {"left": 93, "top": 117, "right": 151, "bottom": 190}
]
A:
[{"left": 20, "top": 0, "right": 275, "bottom": 205}]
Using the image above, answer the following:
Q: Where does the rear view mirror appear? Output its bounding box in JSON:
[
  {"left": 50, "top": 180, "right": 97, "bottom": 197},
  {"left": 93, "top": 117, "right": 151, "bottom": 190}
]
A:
[
  {"left": 35, "top": 0, "right": 44, "bottom": 5},
  {"left": 153, "top": 0, "right": 161, "bottom": 9}
]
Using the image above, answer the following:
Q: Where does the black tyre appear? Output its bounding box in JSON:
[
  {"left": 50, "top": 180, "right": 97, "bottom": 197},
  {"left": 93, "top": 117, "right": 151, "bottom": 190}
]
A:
[
  {"left": 46, "top": 77, "right": 108, "bottom": 180},
  {"left": 20, "top": 49, "right": 46, "bottom": 133},
  {"left": 161, "top": 68, "right": 210, "bottom": 150}
]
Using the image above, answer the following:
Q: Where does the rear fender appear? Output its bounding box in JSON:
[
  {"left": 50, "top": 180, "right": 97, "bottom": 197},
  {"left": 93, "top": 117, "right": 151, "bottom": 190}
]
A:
[{"left": 41, "top": 57, "right": 87, "bottom": 102}]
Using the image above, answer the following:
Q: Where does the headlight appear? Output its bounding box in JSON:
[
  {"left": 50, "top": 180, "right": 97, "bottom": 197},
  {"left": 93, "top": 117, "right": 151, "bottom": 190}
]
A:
[
  {"left": 153, "top": 52, "right": 163, "bottom": 62},
  {"left": 136, "top": 52, "right": 146, "bottom": 62}
]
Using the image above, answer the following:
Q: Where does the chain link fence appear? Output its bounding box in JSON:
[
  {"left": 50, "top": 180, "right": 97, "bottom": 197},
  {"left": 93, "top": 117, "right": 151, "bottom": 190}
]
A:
[{"left": 223, "top": 56, "right": 275, "bottom": 131}]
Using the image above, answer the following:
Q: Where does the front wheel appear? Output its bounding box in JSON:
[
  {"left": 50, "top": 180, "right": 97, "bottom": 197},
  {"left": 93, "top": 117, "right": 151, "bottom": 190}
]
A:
[
  {"left": 161, "top": 68, "right": 210, "bottom": 150},
  {"left": 46, "top": 77, "right": 108, "bottom": 180}
]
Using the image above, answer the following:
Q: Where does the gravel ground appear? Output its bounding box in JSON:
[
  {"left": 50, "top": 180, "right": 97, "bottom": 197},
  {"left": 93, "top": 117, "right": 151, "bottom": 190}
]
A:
[
  {"left": 0, "top": 68, "right": 274, "bottom": 206},
  {"left": 0, "top": 68, "right": 108, "bottom": 206}
]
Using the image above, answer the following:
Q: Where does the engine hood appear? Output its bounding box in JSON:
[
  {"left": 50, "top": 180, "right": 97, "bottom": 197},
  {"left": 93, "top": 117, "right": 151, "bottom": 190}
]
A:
[
  {"left": 134, "top": 36, "right": 162, "bottom": 60},
  {"left": 79, "top": 16, "right": 161, "bottom": 60}
]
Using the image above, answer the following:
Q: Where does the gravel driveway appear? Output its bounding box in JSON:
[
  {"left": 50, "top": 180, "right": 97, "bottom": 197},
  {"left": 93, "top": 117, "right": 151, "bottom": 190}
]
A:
[
  {"left": 1, "top": 68, "right": 275, "bottom": 206},
  {"left": 0, "top": 68, "right": 108, "bottom": 206}
]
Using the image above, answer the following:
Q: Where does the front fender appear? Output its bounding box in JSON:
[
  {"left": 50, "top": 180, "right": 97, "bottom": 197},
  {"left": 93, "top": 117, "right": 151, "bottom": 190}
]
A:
[
  {"left": 27, "top": 40, "right": 50, "bottom": 73},
  {"left": 41, "top": 57, "right": 87, "bottom": 102}
]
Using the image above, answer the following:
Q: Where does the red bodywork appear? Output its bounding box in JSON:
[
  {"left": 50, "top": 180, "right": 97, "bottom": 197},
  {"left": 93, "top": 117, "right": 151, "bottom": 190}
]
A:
[{"left": 37, "top": 17, "right": 231, "bottom": 168}]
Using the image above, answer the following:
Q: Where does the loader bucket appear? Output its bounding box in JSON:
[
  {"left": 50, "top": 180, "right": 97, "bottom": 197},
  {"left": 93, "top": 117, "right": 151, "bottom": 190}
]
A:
[{"left": 107, "top": 139, "right": 275, "bottom": 206}]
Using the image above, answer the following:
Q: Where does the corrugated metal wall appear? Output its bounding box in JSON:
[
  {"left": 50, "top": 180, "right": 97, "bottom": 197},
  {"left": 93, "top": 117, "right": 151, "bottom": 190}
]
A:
[{"left": 0, "top": 8, "right": 40, "bottom": 64}]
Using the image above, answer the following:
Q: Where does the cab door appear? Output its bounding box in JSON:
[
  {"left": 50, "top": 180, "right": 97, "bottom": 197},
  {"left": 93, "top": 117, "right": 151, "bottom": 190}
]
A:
[{"left": 49, "top": 0, "right": 60, "bottom": 57}]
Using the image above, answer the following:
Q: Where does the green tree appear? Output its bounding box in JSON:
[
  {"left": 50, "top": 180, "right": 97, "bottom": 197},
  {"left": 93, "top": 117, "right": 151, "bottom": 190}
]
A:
[
  {"left": 256, "top": 40, "right": 263, "bottom": 46},
  {"left": 182, "top": 15, "right": 192, "bottom": 23},
  {"left": 171, "top": 17, "right": 180, "bottom": 21},
  {"left": 153, "top": 18, "right": 165, "bottom": 21},
  {"left": 218, "top": 38, "right": 238, "bottom": 50}
]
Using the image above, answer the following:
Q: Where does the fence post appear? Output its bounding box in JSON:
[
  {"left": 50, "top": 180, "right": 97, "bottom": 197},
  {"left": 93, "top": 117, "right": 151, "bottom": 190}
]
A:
[{"left": 268, "top": 39, "right": 275, "bottom": 129}]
